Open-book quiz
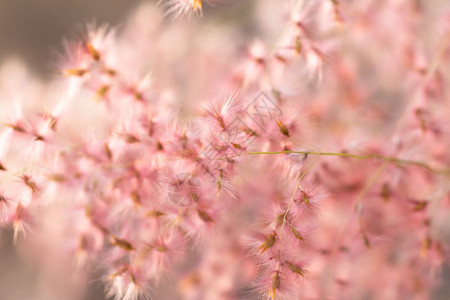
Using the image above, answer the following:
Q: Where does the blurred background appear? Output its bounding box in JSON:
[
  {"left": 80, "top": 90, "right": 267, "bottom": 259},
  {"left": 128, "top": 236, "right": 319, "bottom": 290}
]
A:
[
  {"left": 0, "top": 2, "right": 138, "bottom": 299},
  {"left": 0, "top": 0, "right": 141, "bottom": 78},
  {"left": 0, "top": 0, "right": 449, "bottom": 299}
]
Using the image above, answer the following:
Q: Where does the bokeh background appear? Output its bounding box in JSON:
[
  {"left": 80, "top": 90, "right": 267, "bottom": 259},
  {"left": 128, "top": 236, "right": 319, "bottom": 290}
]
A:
[
  {"left": 0, "top": 0, "right": 449, "bottom": 299},
  {"left": 0, "top": 0, "right": 140, "bottom": 78},
  {"left": 0, "top": 1, "right": 137, "bottom": 299}
]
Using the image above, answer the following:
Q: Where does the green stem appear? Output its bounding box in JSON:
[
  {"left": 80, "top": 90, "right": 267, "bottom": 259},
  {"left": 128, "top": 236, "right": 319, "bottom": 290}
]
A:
[{"left": 240, "top": 150, "right": 450, "bottom": 175}]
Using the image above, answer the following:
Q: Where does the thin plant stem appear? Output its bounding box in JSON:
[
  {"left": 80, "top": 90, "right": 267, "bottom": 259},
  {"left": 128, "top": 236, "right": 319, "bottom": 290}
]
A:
[{"left": 235, "top": 150, "right": 450, "bottom": 175}]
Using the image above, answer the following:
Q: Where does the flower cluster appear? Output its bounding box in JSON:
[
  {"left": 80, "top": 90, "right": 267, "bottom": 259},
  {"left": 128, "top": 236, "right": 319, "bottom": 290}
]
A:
[{"left": 0, "top": 1, "right": 450, "bottom": 299}]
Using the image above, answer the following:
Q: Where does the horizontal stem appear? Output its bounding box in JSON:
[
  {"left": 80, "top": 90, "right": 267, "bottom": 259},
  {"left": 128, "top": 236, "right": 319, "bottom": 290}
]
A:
[{"left": 242, "top": 150, "right": 450, "bottom": 175}]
